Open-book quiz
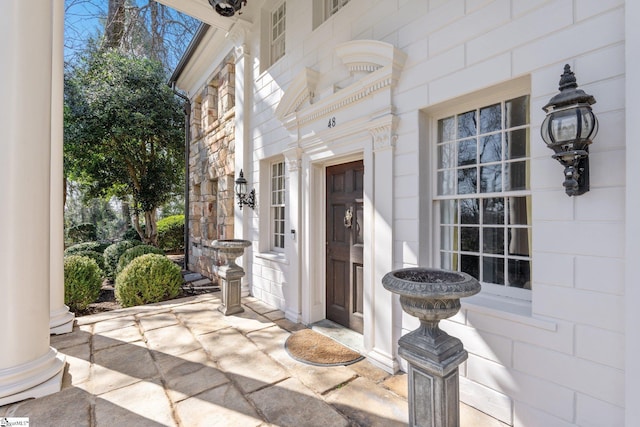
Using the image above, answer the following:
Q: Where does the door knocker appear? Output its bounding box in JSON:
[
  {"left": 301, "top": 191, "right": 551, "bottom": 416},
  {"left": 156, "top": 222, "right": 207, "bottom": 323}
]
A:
[{"left": 344, "top": 208, "right": 353, "bottom": 228}]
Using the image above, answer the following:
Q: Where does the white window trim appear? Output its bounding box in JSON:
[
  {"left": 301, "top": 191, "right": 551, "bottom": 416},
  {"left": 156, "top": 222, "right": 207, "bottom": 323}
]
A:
[
  {"left": 270, "top": 1, "right": 286, "bottom": 66},
  {"left": 428, "top": 78, "right": 532, "bottom": 302},
  {"left": 270, "top": 160, "right": 286, "bottom": 252}
]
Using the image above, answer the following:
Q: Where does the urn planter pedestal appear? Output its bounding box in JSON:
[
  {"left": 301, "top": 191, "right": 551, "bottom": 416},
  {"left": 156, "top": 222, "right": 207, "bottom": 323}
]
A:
[
  {"left": 212, "top": 239, "right": 251, "bottom": 316},
  {"left": 382, "top": 268, "right": 481, "bottom": 427}
]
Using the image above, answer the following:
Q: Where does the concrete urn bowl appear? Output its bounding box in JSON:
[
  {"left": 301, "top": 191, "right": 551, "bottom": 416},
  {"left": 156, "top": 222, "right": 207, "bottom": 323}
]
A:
[
  {"left": 212, "top": 239, "right": 251, "bottom": 316},
  {"left": 382, "top": 267, "right": 480, "bottom": 427}
]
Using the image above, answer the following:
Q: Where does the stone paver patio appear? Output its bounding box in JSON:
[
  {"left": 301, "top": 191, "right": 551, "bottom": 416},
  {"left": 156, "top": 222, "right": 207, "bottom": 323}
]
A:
[{"left": 0, "top": 292, "right": 507, "bottom": 426}]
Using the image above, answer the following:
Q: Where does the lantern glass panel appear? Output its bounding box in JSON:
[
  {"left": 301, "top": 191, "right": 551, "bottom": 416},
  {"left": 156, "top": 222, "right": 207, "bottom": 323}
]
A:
[
  {"left": 579, "top": 107, "right": 598, "bottom": 140},
  {"left": 550, "top": 109, "right": 579, "bottom": 143}
]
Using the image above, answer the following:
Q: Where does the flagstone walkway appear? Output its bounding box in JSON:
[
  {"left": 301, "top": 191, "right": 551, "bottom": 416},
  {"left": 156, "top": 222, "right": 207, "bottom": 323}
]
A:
[{"left": 0, "top": 293, "right": 507, "bottom": 426}]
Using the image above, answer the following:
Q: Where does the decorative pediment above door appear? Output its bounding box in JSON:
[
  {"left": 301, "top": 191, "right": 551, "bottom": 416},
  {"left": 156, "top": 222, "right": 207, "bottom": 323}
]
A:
[{"left": 275, "top": 40, "right": 407, "bottom": 131}]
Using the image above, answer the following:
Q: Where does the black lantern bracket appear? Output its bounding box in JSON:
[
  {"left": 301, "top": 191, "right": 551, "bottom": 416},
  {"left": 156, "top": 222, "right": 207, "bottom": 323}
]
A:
[
  {"left": 541, "top": 64, "right": 598, "bottom": 196},
  {"left": 235, "top": 169, "right": 256, "bottom": 210}
]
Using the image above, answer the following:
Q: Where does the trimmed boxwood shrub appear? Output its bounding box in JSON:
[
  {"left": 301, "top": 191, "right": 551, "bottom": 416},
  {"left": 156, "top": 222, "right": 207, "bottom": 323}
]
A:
[
  {"left": 104, "top": 240, "right": 143, "bottom": 278},
  {"left": 64, "top": 241, "right": 111, "bottom": 256},
  {"left": 115, "top": 254, "right": 182, "bottom": 307},
  {"left": 157, "top": 215, "right": 184, "bottom": 252},
  {"left": 117, "top": 244, "right": 164, "bottom": 273},
  {"left": 64, "top": 255, "right": 102, "bottom": 311},
  {"left": 67, "top": 250, "right": 106, "bottom": 276}
]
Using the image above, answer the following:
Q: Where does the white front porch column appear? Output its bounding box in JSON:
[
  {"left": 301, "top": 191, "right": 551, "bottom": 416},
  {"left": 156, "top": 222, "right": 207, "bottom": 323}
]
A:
[
  {"left": 229, "top": 21, "right": 253, "bottom": 296},
  {"left": 366, "top": 122, "right": 400, "bottom": 373},
  {"left": 50, "top": 0, "right": 75, "bottom": 335},
  {"left": 0, "top": 0, "right": 66, "bottom": 406}
]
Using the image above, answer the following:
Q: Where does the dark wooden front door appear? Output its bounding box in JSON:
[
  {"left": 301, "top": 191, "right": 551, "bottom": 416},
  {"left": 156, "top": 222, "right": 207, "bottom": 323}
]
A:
[{"left": 326, "top": 160, "right": 364, "bottom": 334}]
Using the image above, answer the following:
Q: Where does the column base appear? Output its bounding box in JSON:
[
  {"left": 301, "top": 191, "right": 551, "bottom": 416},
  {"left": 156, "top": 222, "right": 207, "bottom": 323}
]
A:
[
  {"left": 50, "top": 305, "right": 75, "bottom": 335},
  {"left": 0, "top": 348, "right": 66, "bottom": 406},
  {"left": 366, "top": 347, "right": 400, "bottom": 374}
]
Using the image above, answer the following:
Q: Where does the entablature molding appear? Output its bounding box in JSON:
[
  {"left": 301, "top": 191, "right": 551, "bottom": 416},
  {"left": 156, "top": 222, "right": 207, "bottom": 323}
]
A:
[{"left": 275, "top": 40, "right": 406, "bottom": 131}]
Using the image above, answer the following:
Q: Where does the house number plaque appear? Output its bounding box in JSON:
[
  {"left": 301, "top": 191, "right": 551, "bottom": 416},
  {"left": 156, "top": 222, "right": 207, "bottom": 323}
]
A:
[{"left": 328, "top": 117, "right": 336, "bottom": 128}]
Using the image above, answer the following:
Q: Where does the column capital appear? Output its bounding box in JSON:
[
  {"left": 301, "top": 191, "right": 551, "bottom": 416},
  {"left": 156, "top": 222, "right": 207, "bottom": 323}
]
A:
[
  {"left": 283, "top": 147, "right": 302, "bottom": 172},
  {"left": 370, "top": 123, "right": 398, "bottom": 152},
  {"left": 227, "top": 19, "right": 252, "bottom": 58}
]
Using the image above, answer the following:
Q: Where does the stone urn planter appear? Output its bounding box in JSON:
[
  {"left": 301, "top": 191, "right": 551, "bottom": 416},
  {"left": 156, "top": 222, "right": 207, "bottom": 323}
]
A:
[
  {"left": 212, "top": 239, "right": 251, "bottom": 316},
  {"left": 382, "top": 267, "right": 480, "bottom": 427}
]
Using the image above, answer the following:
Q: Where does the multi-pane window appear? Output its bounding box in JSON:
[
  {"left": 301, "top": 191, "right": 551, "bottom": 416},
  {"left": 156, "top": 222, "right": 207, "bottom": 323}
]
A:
[
  {"left": 271, "top": 161, "right": 286, "bottom": 250},
  {"left": 325, "top": 0, "right": 349, "bottom": 19},
  {"left": 270, "top": 2, "right": 286, "bottom": 65},
  {"left": 435, "top": 95, "right": 532, "bottom": 290}
]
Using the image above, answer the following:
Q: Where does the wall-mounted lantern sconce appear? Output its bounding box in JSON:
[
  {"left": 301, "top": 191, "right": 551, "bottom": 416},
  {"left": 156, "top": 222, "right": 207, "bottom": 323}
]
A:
[
  {"left": 541, "top": 64, "right": 598, "bottom": 196},
  {"left": 208, "top": 0, "right": 246, "bottom": 17},
  {"left": 235, "top": 169, "right": 255, "bottom": 210}
]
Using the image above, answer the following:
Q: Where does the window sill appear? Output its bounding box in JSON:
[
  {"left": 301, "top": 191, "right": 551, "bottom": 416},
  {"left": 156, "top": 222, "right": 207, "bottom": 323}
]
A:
[
  {"left": 255, "top": 251, "right": 289, "bottom": 265},
  {"left": 462, "top": 293, "right": 557, "bottom": 331}
]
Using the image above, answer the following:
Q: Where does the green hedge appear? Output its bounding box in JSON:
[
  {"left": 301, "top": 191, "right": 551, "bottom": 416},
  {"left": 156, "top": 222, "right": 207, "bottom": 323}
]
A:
[
  {"left": 64, "top": 255, "right": 102, "bottom": 311},
  {"left": 67, "top": 223, "right": 97, "bottom": 244},
  {"left": 104, "top": 240, "right": 143, "bottom": 278},
  {"left": 64, "top": 241, "right": 111, "bottom": 256},
  {"left": 115, "top": 254, "right": 182, "bottom": 307},
  {"left": 157, "top": 215, "right": 184, "bottom": 252},
  {"left": 117, "top": 244, "right": 164, "bottom": 274}
]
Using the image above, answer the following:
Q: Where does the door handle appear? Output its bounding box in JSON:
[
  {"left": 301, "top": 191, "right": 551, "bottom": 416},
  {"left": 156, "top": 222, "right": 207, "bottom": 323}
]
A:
[{"left": 344, "top": 207, "right": 353, "bottom": 228}]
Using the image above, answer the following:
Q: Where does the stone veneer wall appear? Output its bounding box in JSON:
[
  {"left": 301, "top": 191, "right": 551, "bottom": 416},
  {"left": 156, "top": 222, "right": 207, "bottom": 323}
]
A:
[{"left": 187, "top": 54, "right": 236, "bottom": 279}]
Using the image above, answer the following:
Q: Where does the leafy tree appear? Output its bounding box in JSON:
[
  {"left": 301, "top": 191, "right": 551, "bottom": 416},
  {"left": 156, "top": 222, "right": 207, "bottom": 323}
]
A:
[{"left": 65, "top": 49, "right": 184, "bottom": 245}]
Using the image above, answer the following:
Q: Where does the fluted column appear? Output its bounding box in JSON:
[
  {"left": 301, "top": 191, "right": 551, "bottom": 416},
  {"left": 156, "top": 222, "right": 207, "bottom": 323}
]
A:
[
  {"left": 366, "top": 119, "right": 400, "bottom": 373},
  {"left": 50, "top": 0, "right": 75, "bottom": 335},
  {"left": 0, "top": 0, "right": 66, "bottom": 406}
]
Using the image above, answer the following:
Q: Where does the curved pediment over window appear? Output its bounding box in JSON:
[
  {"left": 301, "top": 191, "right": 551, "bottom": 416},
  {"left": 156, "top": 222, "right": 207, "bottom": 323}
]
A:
[
  {"left": 275, "top": 40, "right": 406, "bottom": 130},
  {"left": 335, "top": 40, "right": 406, "bottom": 75}
]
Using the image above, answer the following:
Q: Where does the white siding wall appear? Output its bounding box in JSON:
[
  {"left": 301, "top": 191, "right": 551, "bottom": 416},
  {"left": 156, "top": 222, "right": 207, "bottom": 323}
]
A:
[{"left": 245, "top": 0, "right": 626, "bottom": 424}]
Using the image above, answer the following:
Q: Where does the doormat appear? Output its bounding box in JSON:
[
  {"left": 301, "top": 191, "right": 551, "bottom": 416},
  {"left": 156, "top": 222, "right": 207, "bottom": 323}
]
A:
[{"left": 284, "top": 329, "right": 364, "bottom": 367}]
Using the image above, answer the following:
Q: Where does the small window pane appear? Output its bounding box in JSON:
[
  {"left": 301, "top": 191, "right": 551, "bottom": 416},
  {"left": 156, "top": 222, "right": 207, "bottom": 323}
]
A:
[
  {"left": 508, "top": 228, "right": 529, "bottom": 257},
  {"left": 506, "top": 95, "right": 529, "bottom": 128},
  {"left": 461, "top": 254, "right": 480, "bottom": 280},
  {"left": 483, "top": 227, "right": 504, "bottom": 254},
  {"left": 440, "top": 226, "right": 456, "bottom": 251},
  {"left": 506, "top": 129, "right": 528, "bottom": 159},
  {"left": 483, "top": 256, "right": 505, "bottom": 285},
  {"left": 438, "top": 143, "right": 456, "bottom": 169},
  {"left": 438, "top": 170, "right": 455, "bottom": 195},
  {"left": 457, "top": 168, "right": 477, "bottom": 194},
  {"left": 480, "top": 134, "right": 501, "bottom": 164},
  {"left": 460, "top": 199, "right": 479, "bottom": 224},
  {"left": 438, "top": 117, "right": 455, "bottom": 142},
  {"left": 457, "top": 139, "right": 477, "bottom": 166},
  {"left": 506, "top": 161, "right": 528, "bottom": 191},
  {"left": 508, "top": 259, "right": 531, "bottom": 288},
  {"left": 480, "top": 165, "right": 502, "bottom": 193},
  {"left": 483, "top": 198, "right": 505, "bottom": 224},
  {"left": 441, "top": 252, "right": 453, "bottom": 270},
  {"left": 440, "top": 199, "right": 457, "bottom": 224},
  {"left": 507, "top": 197, "right": 529, "bottom": 225},
  {"left": 480, "top": 103, "right": 501, "bottom": 133},
  {"left": 458, "top": 111, "right": 477, "bottom": 138},
  {"left": 461, "top": 227, "right": 479, "bottom": 252}
]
